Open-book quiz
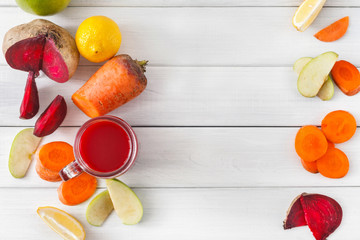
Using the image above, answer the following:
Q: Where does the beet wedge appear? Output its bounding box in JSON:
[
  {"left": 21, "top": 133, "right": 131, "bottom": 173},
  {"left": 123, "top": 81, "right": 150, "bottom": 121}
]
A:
[
  {"left": 20, "top": 71, "right": 39, "bottom": 119},
  {"left": 301, "top": 193, "right": 342, "bottom": 240},
  {"left": 283, "top": 194, "right": 307, "bottom": 229},
  {"left": 34, "top": 95, "right": 67, "bottom": 137}
]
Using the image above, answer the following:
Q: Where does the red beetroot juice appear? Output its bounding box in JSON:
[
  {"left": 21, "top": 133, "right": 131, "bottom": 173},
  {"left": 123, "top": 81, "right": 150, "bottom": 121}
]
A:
[{"left": 79, "top": 120, "right": 131, "bottom": 173}]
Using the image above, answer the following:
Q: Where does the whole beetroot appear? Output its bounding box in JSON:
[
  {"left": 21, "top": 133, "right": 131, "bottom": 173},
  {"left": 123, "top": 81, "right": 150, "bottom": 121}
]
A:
[{"left": 3, "top": 19, "right": 79, "bottom": 119}]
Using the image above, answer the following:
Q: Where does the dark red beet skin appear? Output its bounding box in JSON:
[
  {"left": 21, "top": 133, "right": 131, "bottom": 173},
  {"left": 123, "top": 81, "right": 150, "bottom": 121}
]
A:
[
  {"left": 34, "top": 95, "right": 67, "bottom": 137},
  {"left": 301, "top": 194, "right": 342, "bottom": 240},
  {"left": 20, "top": 71, "right": 39, "bottom": 119},
  {"left": 283, "top": 195, "right": 307, "bottom": 229}
]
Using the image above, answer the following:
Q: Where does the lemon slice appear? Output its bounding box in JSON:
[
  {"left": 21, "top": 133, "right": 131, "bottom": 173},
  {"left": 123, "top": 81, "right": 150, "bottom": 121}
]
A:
[
  {"left": 37, "top": 206, "right": 85, "bottom": 240},
  {"left": 293, "top": 0, "right": 327, "bottom": 32}
]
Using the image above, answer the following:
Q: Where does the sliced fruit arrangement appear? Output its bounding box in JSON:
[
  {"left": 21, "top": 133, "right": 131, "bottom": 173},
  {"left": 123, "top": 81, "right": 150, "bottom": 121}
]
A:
[
  {"left": 292, "top": 0, "right": 327, "bottom": 32},
  {"left": 295, "top": 110, "right": 356, "bottom": 178},
  {"left": 37, "top": 206, "right": 85, "bottom": 240},
  {"left": 314, "top": 16, "right": 349, "bottom": 42},
  {"left": 35, "top": 141, "right": 75, "bottom": 182},
  {"left": 86, "top": 179, "right": 143, "bottom": 226},
  {"left": 294, "top": 57, "right": 334, "bottom": 101},
  {"left": 294, "top": 53, "right": 360, "bottom": 99},
  {"left": 72, "top": 54, "right": 148, "bottom": 118},
  {"left": 296, "top": 51, "right": 338, "bottom": 98},
  {"left": 8, "top": 128, "right": 42, "bottom": 178},
  {"left": 283, "top": 193, "right": 342, "bottom": 240}
]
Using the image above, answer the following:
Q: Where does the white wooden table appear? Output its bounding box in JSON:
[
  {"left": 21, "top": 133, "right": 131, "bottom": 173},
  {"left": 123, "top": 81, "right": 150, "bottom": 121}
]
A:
[{"left": 1, "top": 0, "right": 360, "bottom": 239}]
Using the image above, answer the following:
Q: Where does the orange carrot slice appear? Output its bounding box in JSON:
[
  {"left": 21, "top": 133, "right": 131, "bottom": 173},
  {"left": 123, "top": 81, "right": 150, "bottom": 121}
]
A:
[
  {"left": 38, "top": 142, "right": 75, "bottom": 171},
  {"left": 317, "top": 148, "right": 349, "bottom": 178},
  {"left": 58, "top": 173, "right": 97, "bottom": 206},
  {"left": 295, "top": 125, "right": 328, "bottom": 162},
  {"left": 321, "top": 110, "right": 357, "bottom": 143},
  {"left": 301, "top": 159, "right": 319, "bottom": 174},
  {"left": 331, "top": 60, "right": 360, "bottom": 96},
  {"left": 35, "top": 158, "right": 61, "bottom": 182},
  {"left": 314, "top": 16, "right": 349, "bottom": 42}
]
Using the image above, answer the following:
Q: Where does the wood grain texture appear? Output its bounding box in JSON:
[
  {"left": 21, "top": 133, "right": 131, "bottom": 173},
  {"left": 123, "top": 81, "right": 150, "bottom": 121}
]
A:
[
  {"left": 1, "top": 66, "right": 359, "bottom": 127},
  {"left": 2, "top": 127, "right": 360, "bottom": 188},
  {"left": 2, "top": 0, "right": 360, "bottom": 7},
  {"left": 0, "top": 187, "right": 357, "bottom": 239},
  {"left": 0, "top": 7, "right": 358, "bottom": 66}
]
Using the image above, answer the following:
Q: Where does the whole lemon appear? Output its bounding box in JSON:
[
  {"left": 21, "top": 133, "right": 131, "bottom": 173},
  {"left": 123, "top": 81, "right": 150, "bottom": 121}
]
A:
[{"left": 76, "top": 16, "right": 122, "bottom": 63}]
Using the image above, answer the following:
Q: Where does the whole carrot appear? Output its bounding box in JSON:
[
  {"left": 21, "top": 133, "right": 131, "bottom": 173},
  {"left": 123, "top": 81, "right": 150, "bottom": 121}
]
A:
[{"left": 72, "top": 54, "right": 148, "bottom": 118}]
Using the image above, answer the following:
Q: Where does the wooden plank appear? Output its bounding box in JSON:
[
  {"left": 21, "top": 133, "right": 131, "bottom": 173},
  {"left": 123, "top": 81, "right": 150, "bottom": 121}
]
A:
[
  {"left": 1, "top": 66, "right": 360, "bottom": 127},
  {"left": 0, "top": 187, "right": 356, "bottom": 239},
  {"left": 2, "top": 0, "right": 360, "bottom": 7},
  {"left": 1, "top": 127, "right": 360, "bottom": 188},
  {"left": 0, "top": 7, "right": 358, "bottom": 66}
]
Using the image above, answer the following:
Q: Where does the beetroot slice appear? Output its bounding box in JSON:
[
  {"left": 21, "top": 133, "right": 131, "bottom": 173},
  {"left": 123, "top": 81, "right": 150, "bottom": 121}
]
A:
[
  {"left": 283, "top": 194, "right": 307, "bottom": 229},
  {"left": 300, "top": 193, "right": 342, "bottom": 240},
  {"left": 5, "top": 36, "right": 45, "bottom": 72},
  {"left": 20, "top": 72, "right": 39, "bottom": 119},
  {"left": 34, "top": 95, "right": 67, "bottom": 137},
  {"left": 42, "top": 38, "right": 69, "bottom": 83}
]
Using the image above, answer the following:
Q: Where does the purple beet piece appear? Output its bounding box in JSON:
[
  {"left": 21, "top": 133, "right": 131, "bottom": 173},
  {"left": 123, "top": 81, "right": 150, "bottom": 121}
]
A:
[
  {"left": 283, "top": 194, "right": 307, "bottom": 229},
  {"left": 300, "top": 193, "right": 342, "bottom": 240},
  {"left": 20, "top": 71, "right": 39, "bottom": 119},
  {"left": 34, "top": 95, "right": 67, "bottom": 137}
]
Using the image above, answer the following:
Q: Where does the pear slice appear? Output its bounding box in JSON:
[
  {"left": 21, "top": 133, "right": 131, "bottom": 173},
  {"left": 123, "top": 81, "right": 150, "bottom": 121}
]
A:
[
  {"left": 9, "top": 128, "right": 42, "bottom": 178},
  {"left": 294, "top": 57, "right": 335, "bottom": 101},
  {"left": 106, "top": 179, "right": 143, "bottom": 225},
  {"left": 297, "top": 51, "right": 338, "bottom": 97},
  {"left": 86, "top": 190, "right": 114, "bottom": 227}
]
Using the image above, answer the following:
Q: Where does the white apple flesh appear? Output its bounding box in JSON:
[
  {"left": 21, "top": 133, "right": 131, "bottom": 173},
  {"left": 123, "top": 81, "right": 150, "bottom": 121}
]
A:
[{"left": 9, "top": 128, "right": 42, "bottom": 178}]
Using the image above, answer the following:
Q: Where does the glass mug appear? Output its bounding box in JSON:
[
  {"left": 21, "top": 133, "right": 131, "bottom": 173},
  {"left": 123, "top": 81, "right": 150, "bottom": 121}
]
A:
[{"left": 59, "top": 115, "right": 138, "bottom": 181}]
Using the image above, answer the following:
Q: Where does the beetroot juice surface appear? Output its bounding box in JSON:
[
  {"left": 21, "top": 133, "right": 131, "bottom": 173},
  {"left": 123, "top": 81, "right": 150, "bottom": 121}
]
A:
[{"left": 79, "top": 120, "right": 131, "bottom": 173}]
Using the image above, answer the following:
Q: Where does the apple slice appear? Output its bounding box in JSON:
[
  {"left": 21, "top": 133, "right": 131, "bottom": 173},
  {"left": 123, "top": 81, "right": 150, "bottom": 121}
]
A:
[
  {"left": 297, "top": 51, "right": 338, "bottom": 97},
  {"left": 86, "top": 190, "right": 114, "bottom": 226},
  {"left": 9, "top": 128, "right": 42, "bottom": 178},
  {"left": 294, "top": 56, "right": 335, "bottom": 101},
  {"left": 106, "top": 179, "right": 143, "bottom": 225}
]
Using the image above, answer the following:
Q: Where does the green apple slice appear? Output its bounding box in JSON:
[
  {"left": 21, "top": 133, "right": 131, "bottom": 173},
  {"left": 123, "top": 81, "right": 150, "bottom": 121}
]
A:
[
  {"left": 293, "top": 57, "right": 313, "bottom": 75},
  {"left": 317, "top": 75, "right": 334, "bottom": 101},
  {"left": 297, "top": 51, "right": 338, "bottom": 97},
  {"left": 294, "top": 57, "right": 335, "bottom": 101},
  {"left": 106, "top": 179, "right": 143, "bottom": 225},
  {"left": 9, "top": 128, "right": 42, "bottom": 178},
  {"left": 86, "top": 190, "right": 114, "bottom": 226}
]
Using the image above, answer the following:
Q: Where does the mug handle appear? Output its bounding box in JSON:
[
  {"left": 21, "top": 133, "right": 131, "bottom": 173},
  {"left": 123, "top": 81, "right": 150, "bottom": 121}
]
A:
[{"left": 59, "top": 160, "right": 83, "bottom": 181}]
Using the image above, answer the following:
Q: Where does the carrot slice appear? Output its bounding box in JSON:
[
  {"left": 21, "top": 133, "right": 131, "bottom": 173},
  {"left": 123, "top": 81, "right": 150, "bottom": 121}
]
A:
[
  {"left": 314, "top": 16, "right": 349, "bottom": 42},
  {"left": 58, "top": 173, "right": 97, "bottom": 206},
  {"left": 301, "top": 159, "right": 319, "bottom": 174},
  {"left": 331, "top": 60, "right": 360, "bottom": 96},
  {"left": 327, "top": 141, "right": 335, "bottom": 149},
  {"left": 321, "top": 110, "right": 357, "bottom": 143},
  {"left": 317, "top": 148, "right": 349, "bottom": 178},
  {"left": 35, "top": 158, "right": 61, "bottom": 182},
  {"left": 38, "top": 141, "right": 75, "bottom": 172},
  {"left": 295, "top": 126, "right": 328, "bottom": 162}
]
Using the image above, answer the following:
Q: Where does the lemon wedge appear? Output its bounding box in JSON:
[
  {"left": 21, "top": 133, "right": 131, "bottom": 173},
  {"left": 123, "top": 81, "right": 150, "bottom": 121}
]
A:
[
  {"left": 292, "top": 0, "right": 327, "bottom": 32},
  {"left": 37, "top": 206, "right": 85, "bottom": 240}
]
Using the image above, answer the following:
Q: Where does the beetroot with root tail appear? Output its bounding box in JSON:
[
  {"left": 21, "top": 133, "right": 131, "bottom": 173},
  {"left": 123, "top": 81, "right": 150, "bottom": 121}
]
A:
[
  {"left": 20, "top": 72, "right": 39, "bottom": 119},
  {"left": 283, "top": 193, "right": 342, "bottom": 240},
  {"left": 3, "top": 19, "right": 79, "bottom": 119},
  {"left": 301, "top": 193, "right": 342, "bottom": 240},
  {"left": 34, "top": 95, "right": 67, "bottom": 137}
]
